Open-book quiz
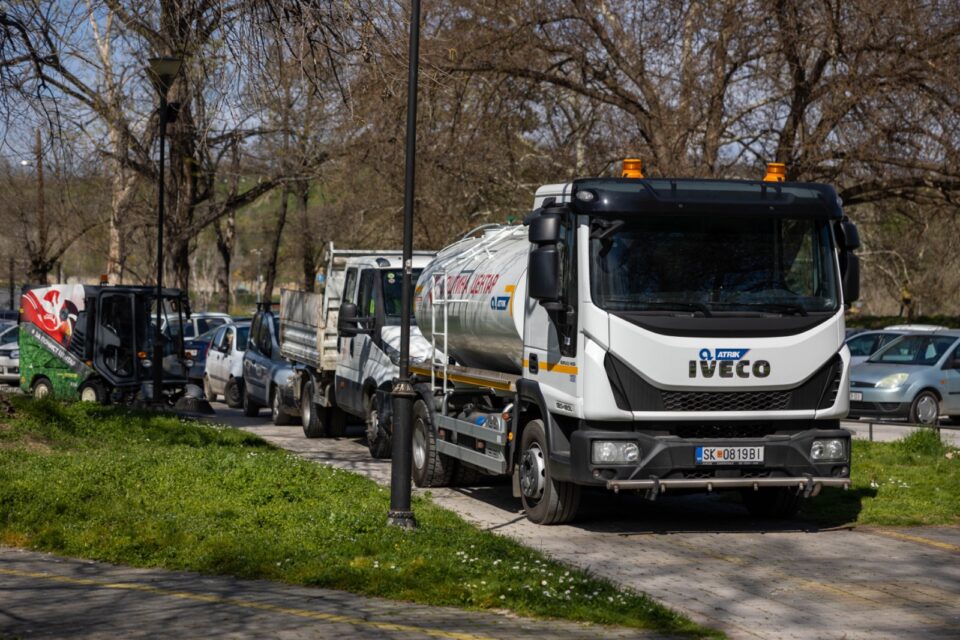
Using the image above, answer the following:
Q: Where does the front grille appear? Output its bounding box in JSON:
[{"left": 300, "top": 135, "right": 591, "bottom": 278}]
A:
[
  {"left": 667, "top": 422, "right": 785, "bottom": 438},
  {"left": 661, "top": 390, "right": 792, "bottom": 412}
]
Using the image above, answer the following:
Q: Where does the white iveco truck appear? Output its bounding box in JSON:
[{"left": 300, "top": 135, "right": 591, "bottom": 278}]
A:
[{"left": 404, "top": 161, "right": 861, "bottom": 524}]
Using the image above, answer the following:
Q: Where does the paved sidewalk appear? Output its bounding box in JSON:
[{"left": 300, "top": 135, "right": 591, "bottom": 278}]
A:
[
  {"left": 221, "top": 409, "right": 960, "bottom": 640},
  {"left": 0, "top": 547, "right": 666, "bottom": 640}
]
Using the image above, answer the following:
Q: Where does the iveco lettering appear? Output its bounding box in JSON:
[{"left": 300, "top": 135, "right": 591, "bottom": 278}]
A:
[{"left": 690, "top": 348, "right": 771, "bottom": 379}]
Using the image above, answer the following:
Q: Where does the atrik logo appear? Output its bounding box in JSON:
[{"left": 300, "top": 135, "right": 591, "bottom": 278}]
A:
[{"left": 690, "top": 348, "right": 770, "bottom": 379}]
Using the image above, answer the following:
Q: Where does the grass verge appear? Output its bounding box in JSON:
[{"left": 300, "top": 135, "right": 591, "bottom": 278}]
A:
[
  {"left": 803, "top": 428, "right": 960, "bottom": 526},
  {"left": 0, "top": 395, "right": 717, "bottom": 638}
]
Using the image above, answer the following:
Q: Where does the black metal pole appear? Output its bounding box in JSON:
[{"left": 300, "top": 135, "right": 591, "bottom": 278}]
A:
[
  {"left": 388, "top": 0, "right": 421, "bottom": 530},
  {"left": 153, "top": 94, "right": 168, "bottom": 405}
]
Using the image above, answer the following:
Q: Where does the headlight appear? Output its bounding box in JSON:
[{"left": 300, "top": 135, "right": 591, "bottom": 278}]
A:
[
  {"left": 10, "top": 350, "right": 18, "bottom": 359},
  {"left": 876, "top": 373, "right": 909, "bottom": 389},
  {"left": 592, "top": 440, "right": 641, "bottom": 464},
  {"left": 811, "top": 439, "right": 846, "bottom": 461}
]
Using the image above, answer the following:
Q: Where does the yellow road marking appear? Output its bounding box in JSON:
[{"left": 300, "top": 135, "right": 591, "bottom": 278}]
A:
[
  {"left": 865, "top": 529, "right": 960, "bottom": 553},
  {"left": 0, "top": 567, "right": 499, "bottom": 640}
]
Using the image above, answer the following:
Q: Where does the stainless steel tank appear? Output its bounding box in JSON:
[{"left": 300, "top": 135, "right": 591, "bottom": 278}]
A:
[{"left": 415, "top": 225, "right": 529, "bottom": 374}]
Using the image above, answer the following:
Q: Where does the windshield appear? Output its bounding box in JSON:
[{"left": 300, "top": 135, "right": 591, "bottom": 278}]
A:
[
  {"left": 869, "top": 335, "right": 957, "bottom": 365},
  {"left": 382, "top": 269, "right": 422, "bottom": 325},
  {"left": 590, "top": 215, "right": 839, "bottom": 314}
]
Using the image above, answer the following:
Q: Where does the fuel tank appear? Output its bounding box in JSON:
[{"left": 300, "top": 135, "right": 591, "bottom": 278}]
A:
[{"left": 415, "top": 225, "right": 529, "bottom": 374}]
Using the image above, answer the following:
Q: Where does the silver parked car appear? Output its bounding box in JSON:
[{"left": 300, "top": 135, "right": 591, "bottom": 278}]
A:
[
  {"left": 203, "top": 321, "right": 250, "bottom": 408},
  {"left": 848, "top": 331, "right": 960, "bottom": 424},
  {"left": 845, "top": 330, "right": 907, "bottom": 366}
]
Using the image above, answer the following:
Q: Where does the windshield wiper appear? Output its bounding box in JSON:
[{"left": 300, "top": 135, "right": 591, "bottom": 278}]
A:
[
  {"left": 635, "top": 301, "right": 713, "bottom": 317},
  {"left": 737, "top": 302, "right": 808, "bottom": 316}
]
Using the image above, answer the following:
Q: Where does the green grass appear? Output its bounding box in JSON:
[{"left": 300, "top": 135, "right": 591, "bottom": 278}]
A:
[
  {"left": 0, "top": 395, "right": 717, "bottom": 638},
  {"left": 804, "top": 429, "right": 960, "bottom": 526}
]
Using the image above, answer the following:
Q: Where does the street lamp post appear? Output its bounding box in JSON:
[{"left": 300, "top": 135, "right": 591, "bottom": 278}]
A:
[
  {"left": 147, "top": 56, "right": 183, "bottom": 405},
  {"left": 387, "top": 0, "right": 422, "bottom": 530}
]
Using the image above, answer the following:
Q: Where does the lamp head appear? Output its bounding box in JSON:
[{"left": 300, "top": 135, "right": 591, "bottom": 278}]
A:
[{"left": 147, "top": 56, "right": 183, "bottom": 96}]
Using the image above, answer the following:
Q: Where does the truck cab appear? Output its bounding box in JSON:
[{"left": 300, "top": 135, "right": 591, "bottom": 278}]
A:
[{"left": 335, "top": 254, "right": 435, "bottom": 456}]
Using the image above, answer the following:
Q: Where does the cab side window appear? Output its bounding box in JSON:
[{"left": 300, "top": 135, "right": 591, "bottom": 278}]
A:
[
  {"left": 257, "top": 316, "right": 273, "bottom": 358},
  {"left": 343, "top": 268, "right": 358, "bottom": 305}
]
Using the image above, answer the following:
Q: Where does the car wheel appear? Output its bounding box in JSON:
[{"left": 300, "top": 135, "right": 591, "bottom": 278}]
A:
[
  {"left": 301, "top": 379, "right": 329, "bottom": 438},
  {"left": 271, "top": 387, "right": 295, "bottom": 426},
  {"left": 78, "top": 380, "right": 108, "bottom": 404},
  {"left": 411, "top": 398, "right": 453, "bottom": 487},
  {"left": 32, "top": 377, "right": 53, "bottom": 400},
  {"left": 909, "top": 390, "right": 940, "bottom": 425},
  {"left": 741, "top": 488, "right": 802, "bottom": 518},
  {"left": 224, "top": 378, "right": 243, "bottom": 409},
  {"left": 365, "top": 393, "right": 392, "bottom": 459},
  {"left": 242, "top": 386, "right": 260, "bottom": 417},
  {"left": 519, "top": 420, "right": 580, "bottom": 524},
  {"left": 203, "top": 376, "right": 216, "bottom": 402}
]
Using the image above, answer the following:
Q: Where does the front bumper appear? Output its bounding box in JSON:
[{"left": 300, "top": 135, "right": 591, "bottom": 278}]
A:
[
  {"left": 847, "top": 386, "right": 912, "bottom": 419},
  {"left": 566, "top": 427, "right": 852, "bottom": 494}
]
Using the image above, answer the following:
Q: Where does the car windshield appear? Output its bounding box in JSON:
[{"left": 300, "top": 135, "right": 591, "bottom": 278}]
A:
[
  {"left": 869, "top": 335, "right": 957, "bottom": 365},
  {"left": 590, "top": 215, "right": 839, "bottom": 314},
  {"left": 0, "top": 326, "right": 16, "bottom": 345},
  {"left": 381, "top": 269, "right": 422, "bottom": 325},
  {"left": 236, "top": 326, "right": 249, "bottom": 350}
]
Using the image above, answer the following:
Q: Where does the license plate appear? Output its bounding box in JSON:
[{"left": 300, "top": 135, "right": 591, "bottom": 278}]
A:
[
  {"left": 696, "top": 446, "right": 764, "bottom": 465},
  {"left": 186, "top": 349, "right": 198, "bottom": 358},
  {"left": 849, "top": 391, "right": 863, "bottom": 402}
]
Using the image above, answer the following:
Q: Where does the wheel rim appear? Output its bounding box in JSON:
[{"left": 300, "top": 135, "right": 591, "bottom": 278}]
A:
[
  {"left": 412, "top": 419, "right": 427, "bottom": 469},
  {"left": 916, "top": 395, "right": 938, "bottom": 424},
  {"left": 80, "top": 386, "right": 97, "bottom": 402},
  {"left": 34, "top": 383, "right": 49, "bottom": 399},
  {"left": 272, "top": 391, "right": 280, "bottom": 419},
  {"left": 367, "top": 405, "right": 380, "bottom": 442},
  {"left": 520, "top": 442, "right": 546, "bottom": 500}
]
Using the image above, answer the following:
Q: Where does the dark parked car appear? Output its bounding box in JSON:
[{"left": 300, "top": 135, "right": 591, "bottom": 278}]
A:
[
  {"left": 183, "top": 327, "right": 220, "bottom": 386},
  {"left": 242, "top": 306, "right": 298, "bottom": 424}
]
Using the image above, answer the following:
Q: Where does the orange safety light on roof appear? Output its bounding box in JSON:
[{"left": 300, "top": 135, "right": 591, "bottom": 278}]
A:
[
  {"left": 621, "top": 158, "right": 644, "bottom": 179},
  {"left": 764, "top": 162, "right": 786, "bottom": 182}
]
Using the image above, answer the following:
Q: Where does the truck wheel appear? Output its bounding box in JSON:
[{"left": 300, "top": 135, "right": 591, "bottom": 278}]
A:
[
  {"left": 301, "top": 380, "right": 328, "bottom": 438},
  {"left": 203, "top": 376, "right": 217, "bottom": 402},
  {"left": 242, "top": 386, "right": 261, "bottom": 417},
  {"left": 366, "top": 393, "right": 392, "bottom": 459},
  {"left": 78, "top": 380, "right": 108, "bottom": 404},
  {"left": 32, "top": 377, "right": 53, "bottom": 400},
  {"left": 224, "top": 378, "right": 243, "bottom": 409},
  {"left": 519, "top": 420, "right": 580, "bottom": 525},
  {"left": 271, "top": 387, "right": 295, "bottom": 426},
  {"left": 740, "top": 488, "right": 802, "bottom": 519},
  {"left": 411, "top": 398, "right": 453, "bottom": 487},
  {"left": 909, "top": 390, "right": 940, "bottom": 425}
]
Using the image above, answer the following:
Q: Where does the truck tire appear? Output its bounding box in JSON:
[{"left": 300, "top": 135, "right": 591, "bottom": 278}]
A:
[
  {"left": 78, "top": 380, "right": 108, "bottom": 404},
  {"left": 242, "top": 386, "right": 261, "bottom": 417},
  {"left": 32, "top": 377, "right": 53, "bottom": 400},
  {"left": 909, "top": 390, "right": 940, "bottom": 425},
  {"left": 412, "top": 398, "right": 453, "bottom": 487},
  {"left": 301, "top": 380, "right": 328, "bottom": 438},
  {"left": 203, "top": 376, "right": 217, "bottom": 402},
  {"left": 271, "top": 387, "right": 295, "bottom": 426},
  {"left": 224, "top": 378, "right": 243, "bottom": 409},
  {"left": 740, "top": 487, "right": 802, "bottom": 518},
  {"left": 366, "top": 393, "right": 392, "bottom": 459},
  {"left": 519, "top": 420, "right": 580, "bottom": 525}
]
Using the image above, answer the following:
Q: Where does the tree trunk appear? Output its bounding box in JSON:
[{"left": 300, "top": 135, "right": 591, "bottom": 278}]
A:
[
  {"left": 264, "top": 185, "right": 290, "bottom": 304},
  {"left": 297, "top": 182, "right": 317, "bottom": 292},
  {"left": 215, "top": 211, "right": 237, "bottom": 313}
]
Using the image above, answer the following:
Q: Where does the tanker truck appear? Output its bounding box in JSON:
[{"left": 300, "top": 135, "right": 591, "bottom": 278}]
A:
[{"left": 401, "top": 161, "right": 860, "bottom": 524}]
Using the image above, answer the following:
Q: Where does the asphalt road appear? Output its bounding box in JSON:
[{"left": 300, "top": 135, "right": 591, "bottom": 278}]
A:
[{"left": 212, "top": 403, "right": 960, "bottom": 640}]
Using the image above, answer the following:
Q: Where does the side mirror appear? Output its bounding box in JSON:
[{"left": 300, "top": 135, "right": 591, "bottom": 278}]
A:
[
  {"left": 835, "top": 219, "right": 861, "bottom": 251},
  {"left": 840, "top": 251, "right": 860, "bottom": 305},
  {"left": 528, "top": 246, "right": 561, "bottom": 303},
  {"left": 338, "top": 302, "right": 360, "bottom": 336},
  {"left": 528, "top": 212, "right": 562, "bottom": 244}
]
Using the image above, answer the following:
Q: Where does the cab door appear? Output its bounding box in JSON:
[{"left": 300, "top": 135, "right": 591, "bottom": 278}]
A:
[{"left": 335, "top": 268, "right": 373, "bottom": 414}]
